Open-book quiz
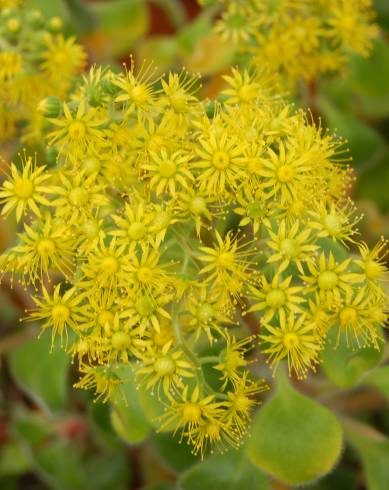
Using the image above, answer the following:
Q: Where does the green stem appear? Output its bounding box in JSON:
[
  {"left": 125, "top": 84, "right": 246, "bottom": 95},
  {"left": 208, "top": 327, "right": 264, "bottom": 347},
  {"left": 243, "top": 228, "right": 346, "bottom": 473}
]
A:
[
  {"left": 199, "top": 356, "right": 220, "bottom": 365},
  {"left": 172, "top": 304, "right": 226, "bottom": 399}
]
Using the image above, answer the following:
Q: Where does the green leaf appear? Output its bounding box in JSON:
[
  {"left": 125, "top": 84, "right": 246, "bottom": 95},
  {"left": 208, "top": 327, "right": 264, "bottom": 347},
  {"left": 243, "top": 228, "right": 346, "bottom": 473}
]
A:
[
  {"left": 110, "top": 365, "right": 151, "bottom": 445},
  {"left": 349, "top": 39, "right": 389, "bottom": 97},
  {"left": 247, "top": 370, "right": 343, "bottom": 486},
  {"left": 345, "top": 420, "right": 389, "bottom": 490},
  {"left": 362, "top": 366, "right": 389, "bottom": 400},
  {"left": 355, "top": 152, "right": 389, "bottom": 212},
  {"left": 8, "top": 333, "right": 70, "bottom": 414},
  {"left": 321, "top": 328, "right": 383, "bottom": 388},
  {"left": 318, "top": 98, "right": 385, "bottom": 166},
  {"left": 179, "top": 447, "right": 270, "bottom": 490}
]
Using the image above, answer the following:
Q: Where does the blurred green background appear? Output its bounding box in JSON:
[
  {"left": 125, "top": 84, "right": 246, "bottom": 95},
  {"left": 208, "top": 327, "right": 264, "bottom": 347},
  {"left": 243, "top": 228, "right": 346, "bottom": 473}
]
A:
[{"left": 0, "top": 1, "right": 388, "bottom": 489}]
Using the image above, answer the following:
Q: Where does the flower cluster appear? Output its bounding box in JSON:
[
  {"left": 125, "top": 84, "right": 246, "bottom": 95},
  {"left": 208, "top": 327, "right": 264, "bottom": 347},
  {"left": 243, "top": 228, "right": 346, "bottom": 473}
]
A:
[
  {"left": 0, "top": 61, "right": 387, "bottom": 456},
  {"left": 209, "top": 0, "right": 378, "bottom": 83},
  {"left": 0, "top": 4, "right": 86, "bottom": 144}
]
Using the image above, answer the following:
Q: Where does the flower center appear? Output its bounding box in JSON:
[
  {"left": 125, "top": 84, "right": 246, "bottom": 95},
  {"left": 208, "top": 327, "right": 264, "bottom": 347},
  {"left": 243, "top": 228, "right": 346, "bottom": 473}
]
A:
[
  {"left": 159, "top": 159, "right": 177, "bottom": 178},
  {"left": 205, "top": 422, "right": 220, "bottom": 439},
  {"left": 98, "top": 310, "right": 114, "bottom": 328},
  {"left": 318, "top": 270, "right": 338, "bottom": 290},
  {"left": 238, "top": 84, "right": 257, "bottom": 103},
  {"left": 111, "top": 331, "right": 130, "bottom": 350},
  {"left": 339, "top": 307, "right": 357, "bottom": 327},
  {"left": 189, "top": 196, "right": 207, "bottom": 214},
  {"left": 14, "top": 178, "right": 34, "bottom": 199},
  {"left": 82, "top": 157, "right": 101, "bottom": 175},
  {"left": 135, "top": 295, "right": 155, "bottom": 317},
  {"left": 197, "top": 303, "right": 215, "bottom": 323},
  {"left": 364, "top": 259, "right": 381, "bottom": 280},
  {"left": 280, "top": 238, "right": 299, "bottom": 257},
  {"left": 247, "top": 157, "right": 262, "bottom": 173},
  {"left": 212, "top": 151, "right": 230, "bottom": 169},
  {"left": 128, "top": 222, "right": 146, "bottom": 240},
  {"left": 233, "top": 394, "right": 251, "bottom": 412},
  {"left": 37, "top": 238, "right": 56, "bottom": 256},
  {"left": 277, "top": 165, "right": 295, "bottom": 182},
  {"left": 283, "top": 332, "right": 299, "bottom": 350},
  {"left": 154, "top": 356, "right": 175, "bottom": 376},
  {"left": 69, "top": 187, "right": 88, "bottom": 207},
  {"left": 169, "top": 91, "right": 187, "bottom": 111},
  {"left": 137, "top": 266, "right": 152, "bottom": 283},
  {"left": 68, "top": 121, "right": 86, "bottom": 140},
  {"left": 100, "top": 256, "right": 119, "bottom": 274},
  {"left": 247, "top": 201, "right": 266, "bottom": 219},
  {"left": 131, "top": 84, "right": 149, "bottom": 105},
  {"left": 266, "top": 289, "right": 286, "bottom": 308},
  {"left": 82, "top": 219, "right": 99, "bottom": 239},
  {"left": 217, "top": 251, "right": 234, "bottom": 267},
  {"left": 324, "top": 214, "right": 342, "bottom": 236},
  {"left": 52, "top": 304, "right": 70, "bottom": 322},
  {"left": 182, "top": 403, "right": 202, "bottom": 423}
]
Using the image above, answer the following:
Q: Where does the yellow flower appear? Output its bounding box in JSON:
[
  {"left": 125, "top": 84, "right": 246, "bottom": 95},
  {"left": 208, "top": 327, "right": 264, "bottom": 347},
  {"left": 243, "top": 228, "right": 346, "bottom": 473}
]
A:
[
  {"left": 354, "top": 239, "right": 389, "bottom": 295},
  {"left": 125, "top": 247, "right": 174, "bottom": 298},
  {"left": 185, "top": 287, "right": 232, "bottom": 344},
  {"left": 0, "top": 153, "right": 52, "bottom": 222},
  {"left": 301, "top": 252, "right": 361, "bottom": 307},
  {"left": 28, "top": 284, "right": 87, "bottom": 347},
  {"left": 225, "top": 373, "right": 268, "bottom": 436},
  {"left": 50, "top": 171, "right": 108, "bottom": 224},
  {"left": 333, "top": 287, "right": 386, "bottom": 349},
  {"left": 142, "top": 148, "right": 193, "bottom": 197},
  {"left": 0, "top": 52, "right": 22, "bottom": 81},
  {"left": 159, "top": 385, "right": 226, "bottom": 437},
  {"left": 113, "top": 59, "right": 158, "bottom": 115},
  {"left": 48, "top": 101, "right": 105, "bottom": 161},
  {"left": 258, "top": 141, "right": 313, "bottom": 204},
  {"left": 74, "top": 364, "right": 122, "bottom": 403},
  {"left": 308, "top": 200, "right": 361, "bottom": 245},
  {"left": 93, "top": 313, "right": 147, "bottom": 364},
  {"left": 136, "top": 341, "right": 193, "bottom": 396},
  {"left": 266, "top": 220, "right": 318, "bottom": 273},
  {"left": 214, "top": 335, "right": 254, "bottom": 389},
  {"left": 41, "top": 34, "right": 86, "bottom": 88},
  {"left": 198, "top": 231, "right": 256, "bottom": 288},
  {"left": 11, "top": 214, "right": 75, "bottom": 284},
  {"left": 193, "top": 126, "right": 246, "bottom": 196},
  {"left": 78, "top": 239, "right": 129, "bottom": 289},
  {"left": 248, "top": 272, "right": 305, "bottom": 323},
  {"left": 261, "top": 313, "right": 323, "bottom": 379},
  {"left": 120, "top": 288, "right": 173, "bottom": 336}
]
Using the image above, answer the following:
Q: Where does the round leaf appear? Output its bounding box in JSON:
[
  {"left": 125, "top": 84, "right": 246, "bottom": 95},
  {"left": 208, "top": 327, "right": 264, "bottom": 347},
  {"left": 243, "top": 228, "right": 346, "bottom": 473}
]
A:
[
  {"left": 247, "top": 370, "right": 343, "bottom": 486},
  {"left": 8, "top": 333, "right": 69, "bottom": 414}
]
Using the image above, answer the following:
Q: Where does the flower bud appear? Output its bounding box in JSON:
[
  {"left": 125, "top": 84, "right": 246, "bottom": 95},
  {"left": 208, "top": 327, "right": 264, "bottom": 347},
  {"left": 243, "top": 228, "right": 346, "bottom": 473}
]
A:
[
  {"left": 48, "top": 16, "right": 63, "bottom": 33},
  {"left": 26, "top": 10, "right": 44, "bottom": 29},
  {"left": 7, "top": 17, "right": 21, "bottom": 33},
  {"left": 38, "top": 96, "right": 61, "bottom": 118}
]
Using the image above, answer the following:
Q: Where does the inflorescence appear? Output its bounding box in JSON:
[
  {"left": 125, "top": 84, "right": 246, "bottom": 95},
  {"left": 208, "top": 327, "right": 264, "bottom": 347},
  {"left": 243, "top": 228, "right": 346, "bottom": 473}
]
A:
[{"left": 0, "top": 60, "right": 388, "bottom": 457}]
